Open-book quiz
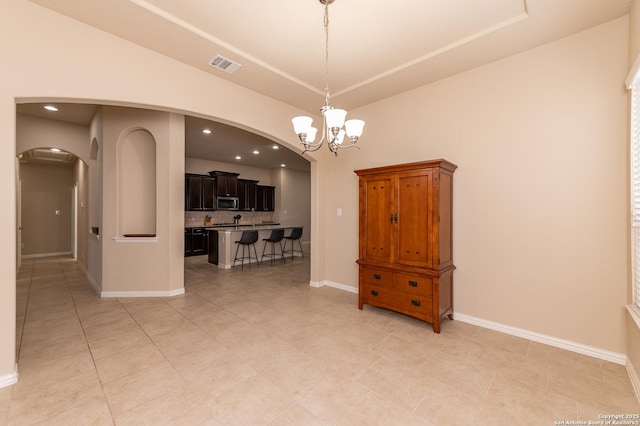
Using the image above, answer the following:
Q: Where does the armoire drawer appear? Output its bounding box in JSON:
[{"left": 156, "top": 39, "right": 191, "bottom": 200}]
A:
[
  {"left": 393, "top": 273, "right": 433, "bottom": 296},
  {"left": 397, "top": 293, "right": 433, "bottom": 320},
  {"left": 361, "top": 283, "right": 434, "bottom": 322},
  {"left": 360, "top": 267, "right": 394, "bottom": 288}
]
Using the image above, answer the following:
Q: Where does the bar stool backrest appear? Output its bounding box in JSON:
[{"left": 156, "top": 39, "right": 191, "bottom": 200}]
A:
[
  {"left": 268, "top": 229, "right": 285, "bottom": 242},
  {"left": 239, "top": 230, "right": 258, "bottom": 244},
  {"left": 286, "top": 227, "right": 303, "bottom": 240}
]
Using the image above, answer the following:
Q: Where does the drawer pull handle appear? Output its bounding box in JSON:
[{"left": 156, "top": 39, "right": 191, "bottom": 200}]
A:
[
  {"left": 371, "top": 290, "right": 379, "bottom": 296},
  {"left": 408, "top": 280, "right": 418, "bottom": 287},
  {"left": 373, "top": 274, "right": 382, "bottom": 280},
  {"left": 411, "top": 300, "right": 421, "bottom": 307}
]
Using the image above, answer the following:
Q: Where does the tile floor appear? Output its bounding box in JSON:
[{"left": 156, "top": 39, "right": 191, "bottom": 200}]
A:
[{"left": 1, "top": 251, "right": 639, "bottom": 425}]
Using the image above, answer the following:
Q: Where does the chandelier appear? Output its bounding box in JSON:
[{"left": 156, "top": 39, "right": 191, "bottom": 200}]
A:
[{"left": 292, "top": 0, "right": 365, "bottom": 156}]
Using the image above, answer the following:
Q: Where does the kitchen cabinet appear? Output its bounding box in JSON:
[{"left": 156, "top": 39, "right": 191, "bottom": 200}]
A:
[
  {"left": 185, "top": 174, "right": 215, "bottom": 211},
  {"left": 256, "top": 185, "right": 275, "bottom": 211},
  {"left": 185, "top": 227, "right": 209, "bottom": 256},
  {"left": 355, "top": 159, "right": 456, "bottom": 333},
  {"left": 209, "top": 171, "right": 239, "bottom": 197},
  {"left": 238, "top": 179, "right": 258, "bottom": 211},
  {"left": 208, "top": 230, "right": 219, "bottom": 265}
]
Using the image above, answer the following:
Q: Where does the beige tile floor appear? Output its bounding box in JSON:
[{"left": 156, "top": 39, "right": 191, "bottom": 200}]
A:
[{"left": 1, "top": 250, "right": 639, "bottom": 425}]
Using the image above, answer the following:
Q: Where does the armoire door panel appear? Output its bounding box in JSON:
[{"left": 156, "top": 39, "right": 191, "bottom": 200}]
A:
[
  {"left": 396, "top": 171, "right": 432, "bottom": 268},
  {"left": 363, "top": 178, "right": 393, "bottom": 262}
]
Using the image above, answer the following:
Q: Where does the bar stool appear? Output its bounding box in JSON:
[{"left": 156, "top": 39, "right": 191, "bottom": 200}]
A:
[
  {"left": 283, "top": 227, "right": 304, "bottom": 259},
  {"left": 261, "top": 229, "right": 285, "bottom": 265},
  {"left": 233, "top": 230, "right": 259, "bottom": 269}
]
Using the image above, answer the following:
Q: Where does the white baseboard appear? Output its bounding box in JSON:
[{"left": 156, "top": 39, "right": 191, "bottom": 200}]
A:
[
  {"left": 101, "top": 288, "right": 185, "bottom": 298},
  {"left": 74, "top": 259, "right": 183, "bottom": 298},
  {"left": 0, "top": 365, "right": 18, "bottom": 388},
  {"left": 455, "top": 313, "right": 627, "bottom": 365},
  {"left": 627, "top": 360, "right": 640, "bottom": 404},
  {"left": 310, "top": 280, "right": 358, "bottom": 294},
  {"left": 22, "top": 251, "right": 72, "bottom": 259},
  {"left": 77, "top": 262, "right": 101, "bottom": 295}
]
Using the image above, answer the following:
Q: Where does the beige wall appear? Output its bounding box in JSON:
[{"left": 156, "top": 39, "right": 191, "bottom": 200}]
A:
[
  {"left": 100, "top": 107, "right": 183, "bottom": 294},
  {"left": 16, "top": 114, "right": 91, "bottom": 266},
  {"left": 20, "top": 163, "right": 73, "bottom": 256},
  {"left": 73, "top": 158, "right": 88, "bottom": 267},
  {"left": 628, "top": 0, "right": 640, "bottom": 397},
  {"left": 16, "top": 114, "right": 90, "bottom": 165},
  {"left": 0, "top": 0, "right": 635, "bottom": 386},
  {"left": 325, "top": 17, "right": 630, "bottom": 354},
  {"left": 272, "top": 168, "right": 312, "bottom": 245},
  {"left": 0, "top": 0, "right": 319, "bottom": 381},
  {"left": 185, "top": 157, "right": 274, "bottom": 184}
]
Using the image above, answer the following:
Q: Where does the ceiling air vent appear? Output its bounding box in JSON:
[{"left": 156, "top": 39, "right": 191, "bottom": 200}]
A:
[{"left": 209, "top": 54, "right": 242, "bottom": 74}]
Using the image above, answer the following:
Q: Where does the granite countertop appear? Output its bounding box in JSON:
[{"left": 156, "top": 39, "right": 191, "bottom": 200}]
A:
[{"left": 185, "top": 223, "right": 281, "bottom": 230}]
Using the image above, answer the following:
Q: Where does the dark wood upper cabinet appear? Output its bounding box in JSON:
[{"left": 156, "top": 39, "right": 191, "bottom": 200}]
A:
[
  {"left": 186, "top": 171, "right": 276, "bottom": 212},
  {"left": 202, "top": 177, "right": 215, "bottom": 210},
  {"left": 185, "top": 174, "right": 202, "bottom": 211},
  {"left": 209, "top": 171, "right": 239, "bottom": 197},
  {"left": 238, "top": 179, "right": 258, "bottom": 211},
  {"left": 257, "top": 185, "right": 275, "bottom": 211},
  {"left": 185, "top": 174, "right": 215, "bottom": 211}
]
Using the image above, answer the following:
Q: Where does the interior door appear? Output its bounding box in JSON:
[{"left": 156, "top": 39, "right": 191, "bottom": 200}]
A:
[
  {"left": 72, "top": 184, "right": 77, "bottom": 260},
  {"left": 16, "top": 176, "right": 22, "bottom": 270}
]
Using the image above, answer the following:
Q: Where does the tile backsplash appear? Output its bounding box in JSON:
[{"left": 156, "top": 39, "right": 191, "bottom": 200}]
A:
[{"left": 185, "top": 211, "right": 278, "bottom": 227}]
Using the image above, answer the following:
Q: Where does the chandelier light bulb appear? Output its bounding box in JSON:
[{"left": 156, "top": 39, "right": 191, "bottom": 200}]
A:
[
  {"left": 305, "top": 127, "right": 318, "bottom": 143},
  {"left": 323, "top": 108, "right": 347, "bottom": 129},
  {"left": 345, "top": 119, "right": 365, "bottom": 138},
  {"left": 292, "top": 116, "right": 313, "bottom": 135}
]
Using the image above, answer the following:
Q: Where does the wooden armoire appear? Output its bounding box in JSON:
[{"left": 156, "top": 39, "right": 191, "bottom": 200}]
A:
[{"left": 355, "top": 159, "right": 457, "bottom": 333}]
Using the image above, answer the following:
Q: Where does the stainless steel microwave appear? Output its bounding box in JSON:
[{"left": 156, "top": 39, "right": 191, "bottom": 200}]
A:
[{"left": 216, "top": 196, "right": 239, "bottom": 210}]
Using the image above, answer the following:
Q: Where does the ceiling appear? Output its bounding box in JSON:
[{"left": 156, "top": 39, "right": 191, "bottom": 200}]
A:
[
  {"left": 20, "top": 0, "right": 633, "bottom": 169},
  {"left": 16, "top": 103, "right": 313, "bottom": 172}
]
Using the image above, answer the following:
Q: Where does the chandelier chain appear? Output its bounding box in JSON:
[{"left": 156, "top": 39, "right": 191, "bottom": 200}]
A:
[
  {"left": 290, "top": 0, "right": 364, "bottom": 156},
  {"left": 324, "top": 0, "right": 331, "bottom": 107}
]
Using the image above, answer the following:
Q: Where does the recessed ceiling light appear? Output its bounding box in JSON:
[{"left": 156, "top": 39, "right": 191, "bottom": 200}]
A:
[
  {"left": 235, "top": 155, "right": 242, "bottom": 160},
  {"left": 281, "top": 164, "right": 286, "bottom": 168},
  {"left": 202, "top": 129, "right": 212, "bottom": 134},
  {"left": 50, "top": 148, "right": 61, "bottom": 152},
  {"left": 272, "top": 145, "right": 279, "bottom": 150},
  {"left": 252, "top": 150, "right": 259, "bottom": 155},
  {"left": 44, "top": 105, "right": 58, "bottom": 112}
]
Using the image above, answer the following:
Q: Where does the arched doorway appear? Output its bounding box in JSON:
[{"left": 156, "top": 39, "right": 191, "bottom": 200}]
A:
[{"left": 16, "top": 147, "right": 88, "bottom": 264}]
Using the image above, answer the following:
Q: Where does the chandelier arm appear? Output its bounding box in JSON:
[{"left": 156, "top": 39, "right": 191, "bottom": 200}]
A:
[{"left": 301, "top": 143, "right": 324, "bottom": 154}]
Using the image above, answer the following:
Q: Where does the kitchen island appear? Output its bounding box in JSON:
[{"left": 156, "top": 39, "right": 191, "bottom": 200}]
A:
[{"left": 203, "top": 224, "right": 301, "bottom": 269}]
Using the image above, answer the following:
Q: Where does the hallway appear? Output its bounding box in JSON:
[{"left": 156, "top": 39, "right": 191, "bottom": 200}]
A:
[{"left": 1, "top": 254, "right": 639, "bottom": 424}]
